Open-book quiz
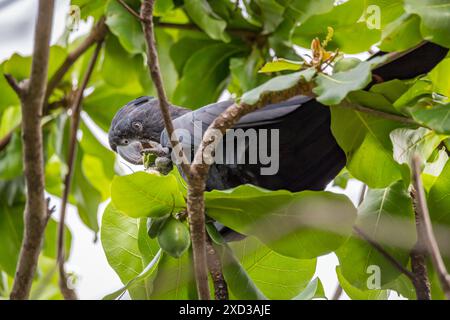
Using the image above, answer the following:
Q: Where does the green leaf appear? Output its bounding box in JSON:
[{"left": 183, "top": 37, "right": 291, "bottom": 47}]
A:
[
  {"left": 71, "top": 0, "right": 105, "bottom": 21},
  {"left": 43, "top": 218, "right": 72, "bottom": 261},
  {"left": 428, "top": 161, "right": 450, "bottom": 227},
  {"left": 149, "top": 250, "right": 198, "bottom": 299},
  {"left": 283, "top": 0, "right": 335, "bottom": 25},
  {"left": 259, "top": 58, "right": 303, "bottom": 73},
  {"left": 429, "top": 54, "right": 450, "bottom": 97},
  {"left": 0, "top": 63, "right": 20, "bottom": 112},
  {"left": 173, "top": 43, "right": 243, "bottom": 108},
  {"left": 293, "top": 0, "right": 382, "bottom": 54},
  {"left": 0, "top": 132, "right": 22, "bottom": 180},
  {"left": 79, "top": 121, "right": 115, "bottom": 201},
  {"left": 205, "top": 185, "right": 356, "bottom": 259},
  {"left": 106, "top": 0, "right": 145, "bottom": 54},
  {"left": 184, "top": 0, "right": 230, "bottom": 42},
  {"left": 336, "top": 266, "right": 389, "bottom": 300},
  {"left": 253, "top": 0, "right": 285, "bottom": 34},
  {"left": 0, "top": 105, "right": 21, "bottom": 139},
  {"left": 390, "top": 127, "right": 445, "bottom": 165},
  {"left": 241, "top": 68, "right": 315, "bottom": 105},
  {"left": 72, "top": 148, "right": 103, "bottom": 232},
  {"left": 409, "top": 102, "right": 450, "bottom": 135},
  {"left": 103, "top": 249, "right": 162, "bottom": 300},
  {"left": 111, "top": 172, "right": 186, "bottom": 218},
  {"left": 330, "top": 105, "right": 404, "bottom": 188},
  {"left": 336, "top": 181, "right": 416, "bottom": 289},
  {"left": 229, "top": 237, "right": 316, "bottom": 299},
  {"left": 313, "top": 61, "right": 372, "bottom": 105},
  {"left": 229, "top": 48, "right": 269, "bottom": 96},
  {"left": 0, "top": 202, "right": 23, "bottom": 276},
  {"left": 219, "top": 243, "right": 267, "bottom": 300},
  {"left": 101, "top": 203, "right": 158, "bottom": 299},
  {"left": 405, "top": 0, "right": 450, "bottom": 48},
  {"left": 379, "top": 14, "right": 423, "bottom": 52}
]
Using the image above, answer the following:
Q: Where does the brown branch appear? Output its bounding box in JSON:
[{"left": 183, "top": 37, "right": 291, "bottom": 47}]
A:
[
  {"left": 4, "top": 74, "right": 24, "bottom": 96},
  {"left": 116, "top": 0, "right": 142, "bottom": 20},
  {"left": 410, "top": 188, "right": 432, "bottom": 300},
  {"left": 206, "top": 237, "right": 228, "bottom": 300},
  {"left": 56, "top": 40, "right": 103, "bottom": 300},
  {"left": 45, "top": 17, "right": 107, "bottom": 102},
  {"left": 353, "top": 226, "right": 416, "bottom": 282},
  {"left": 10, "top": 0, "right": 55, "bottom": 300},
  {"left": 411, "top": 156, "right": 450, "bottom": 299}
]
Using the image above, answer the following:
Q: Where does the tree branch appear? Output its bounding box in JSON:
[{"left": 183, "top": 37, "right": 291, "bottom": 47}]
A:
[
  {"left": 353, "top": 226, "right": 416, "bottom": 282},
  {"left": 45, "top": 17, "right": 107, "bottom": 102},
  {"left": 206, "top": 237, "right": 228, "bottom": 300},
  {"left": 116, "top": 0, "right": 142, "bottom": 20},
  {"left": 10, "top": 0, "right": 55, "bottom": 300},
  {"left": 57, "top": 40, "right": 103, "bottom": 300},
  {"left": 411, "top": 156, "right": 450, "bottom": 299},
  {"left": 4, "top": 74, "right": 24, "bottom": 97}
]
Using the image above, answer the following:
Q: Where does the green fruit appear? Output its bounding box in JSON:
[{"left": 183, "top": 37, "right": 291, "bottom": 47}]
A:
[
  {"left": 157, "top": 217, "right": 191, "bottom": 258},
  {"left": 333, "top": 57, "right": 361, "bottom": 73},
  {"left": 147, "top": 217, "right": 168, "bottom": 239}
]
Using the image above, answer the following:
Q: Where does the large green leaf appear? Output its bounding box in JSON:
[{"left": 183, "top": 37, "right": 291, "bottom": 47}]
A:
[
  {"left": 149, "top": 250, "right": 197, "bottom": 299},
  {"left": 105, "top": 0, "right": 145, "bottom": 54},
  {"left": 101, "top": 203, "right": 158, "bottom": 299},
  {"left": 184, "top": 0, "right": 230, "bottom": 42},
  {"left": 205, "top": 185, "right": 356, "bottom": 259},
  {"left": 428, "top": 161, "right": 450, "bottom": 229},
  {"left": 336, "top": 181, "right": 416, "bottom": 289},
  {"left": 330, "top": 105, "right": 405, "bottom": 188},
  {"left": 173, "top": 43, "right": 244, "bottom": 108},
  {"left": 405, "top": 0, "right": 450, "bottom": 48},
  {"left": 379, "top": 14, "right": 423, "bottom": 52},
  {"left": 228, "top": 237, "right": 316, "bottom": 299},
  {"left": 111, "top": 172, "right": 186, "bottom": 219},
  {"left": 314, "top": 61, "right": 373, "bottom": 105},
  {"left": 429, "top": 54, "right": 450, "bottom": 97},
  {"left": 219, "top": 243, "right": 267, "bottom": 300},
  {"left": 293, "top": 0, "right": 382, "bottom": 53},
  {"left": 336, "top": 267, "right": 389, "bottom": 300},
  {"left": 409, "top": 102, "right": 450, "bottom": 135}
]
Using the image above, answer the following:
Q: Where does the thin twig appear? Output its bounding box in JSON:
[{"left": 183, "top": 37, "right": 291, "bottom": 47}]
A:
[
  {"left": 411, "top": 156, "right": 450, "bottom": 299},
  {"left": 4, "top": 74, "right": 23, "bottom": 96},
  {"left": 353, "top": 226, "right": 416, "bottom": 282},
  {"left": 206, "top": 237, "right": 228, "bottom": 300},
  {"left": 116, "top": 0, "right": 142, "bottom": 20},
  {"left": 56, "top": 40, "right": 103, "bottom": 300},
  {"left": 10, "top": 0, "right": 55, "bottom": 300},
  {"left": 45, "top": 17, "right": 107, "bottom": 102}
]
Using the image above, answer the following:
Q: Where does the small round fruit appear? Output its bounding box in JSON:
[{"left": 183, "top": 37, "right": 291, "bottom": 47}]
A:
[
  {"left": 333, "top": 57, "right": 361, "bottom": 73},
  {"left": 157, "top": 217, "right": 191, "bottom": 258}
]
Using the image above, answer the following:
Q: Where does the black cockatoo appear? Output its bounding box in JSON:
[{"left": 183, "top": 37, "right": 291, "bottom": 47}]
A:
[{"left": 109, "top": 42, "right": 448, "bottom": 194}]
